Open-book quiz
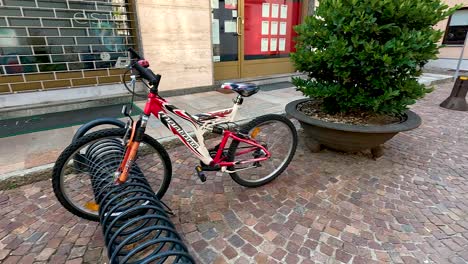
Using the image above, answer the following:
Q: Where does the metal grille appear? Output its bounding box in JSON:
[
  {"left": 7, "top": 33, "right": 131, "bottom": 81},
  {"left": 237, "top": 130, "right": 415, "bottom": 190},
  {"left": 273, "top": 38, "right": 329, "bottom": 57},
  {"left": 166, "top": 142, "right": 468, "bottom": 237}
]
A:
[{"left": 0, "top": 0, "right": 136, "bottom": 77}]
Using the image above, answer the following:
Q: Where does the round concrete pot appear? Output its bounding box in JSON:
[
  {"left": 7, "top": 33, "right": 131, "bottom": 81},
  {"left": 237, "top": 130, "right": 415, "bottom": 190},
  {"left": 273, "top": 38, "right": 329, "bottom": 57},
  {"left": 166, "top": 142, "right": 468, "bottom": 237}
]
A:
[{"left": 285, "top": 99, "right": 422, "bottom": 158}]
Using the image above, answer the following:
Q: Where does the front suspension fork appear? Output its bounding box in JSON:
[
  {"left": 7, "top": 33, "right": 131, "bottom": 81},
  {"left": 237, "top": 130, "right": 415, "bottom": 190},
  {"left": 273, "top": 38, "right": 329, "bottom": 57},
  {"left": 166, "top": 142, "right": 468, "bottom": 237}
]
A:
[{"left": 115, "top": 115, "right": 149, "bottom": 184}]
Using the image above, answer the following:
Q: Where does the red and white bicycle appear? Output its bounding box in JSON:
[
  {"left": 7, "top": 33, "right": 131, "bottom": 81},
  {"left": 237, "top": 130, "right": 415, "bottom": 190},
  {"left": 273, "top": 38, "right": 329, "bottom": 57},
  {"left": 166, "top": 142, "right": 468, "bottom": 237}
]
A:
[{"left": 52, "top": 48, "right": 298, "bottom": 221}]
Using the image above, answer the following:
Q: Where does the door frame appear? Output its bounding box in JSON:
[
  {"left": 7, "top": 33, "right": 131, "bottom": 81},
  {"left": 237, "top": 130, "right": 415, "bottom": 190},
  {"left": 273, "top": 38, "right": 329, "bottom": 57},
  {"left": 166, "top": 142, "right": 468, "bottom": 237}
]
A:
[
  {"left": 213, "top": 0, "right": 244, "bottom": 81},
  {"left": 213, "top": 0, "right": 309, "bottom": 81}
]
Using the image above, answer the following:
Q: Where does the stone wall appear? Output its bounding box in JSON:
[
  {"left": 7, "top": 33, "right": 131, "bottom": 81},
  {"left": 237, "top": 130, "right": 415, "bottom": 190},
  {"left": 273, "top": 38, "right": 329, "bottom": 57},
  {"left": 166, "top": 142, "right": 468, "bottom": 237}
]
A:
[{"left": 136, "top": 0, "right": 213, "bottom": 91}]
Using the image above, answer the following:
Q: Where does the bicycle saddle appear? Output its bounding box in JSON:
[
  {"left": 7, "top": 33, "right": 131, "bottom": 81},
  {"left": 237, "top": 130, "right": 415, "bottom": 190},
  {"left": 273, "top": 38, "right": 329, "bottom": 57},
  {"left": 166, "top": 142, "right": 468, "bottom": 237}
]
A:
[{"left": 221, "top": 83, "right": 260, "bottom": 97}]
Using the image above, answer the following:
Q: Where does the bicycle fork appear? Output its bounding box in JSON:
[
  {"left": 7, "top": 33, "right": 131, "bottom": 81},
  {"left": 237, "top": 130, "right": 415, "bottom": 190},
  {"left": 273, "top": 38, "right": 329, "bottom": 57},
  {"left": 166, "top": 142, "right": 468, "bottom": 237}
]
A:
[{"left": 115, "top": 115, "right": 149, "bottom": 184}]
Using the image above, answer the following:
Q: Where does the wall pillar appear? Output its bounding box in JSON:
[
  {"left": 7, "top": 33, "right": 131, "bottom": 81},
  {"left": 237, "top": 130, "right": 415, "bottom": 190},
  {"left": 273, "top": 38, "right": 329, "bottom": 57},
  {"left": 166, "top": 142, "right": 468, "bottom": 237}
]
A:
[{"left": 135, "top": 0, "right": 214, "bottom": 90}]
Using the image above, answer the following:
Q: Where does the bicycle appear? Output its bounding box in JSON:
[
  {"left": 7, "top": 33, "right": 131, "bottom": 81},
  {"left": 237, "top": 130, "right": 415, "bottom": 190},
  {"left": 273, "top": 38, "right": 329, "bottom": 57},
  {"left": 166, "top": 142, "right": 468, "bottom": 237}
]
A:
[{"left": 52, "top": 48, "right": 298, "bottom": 221}]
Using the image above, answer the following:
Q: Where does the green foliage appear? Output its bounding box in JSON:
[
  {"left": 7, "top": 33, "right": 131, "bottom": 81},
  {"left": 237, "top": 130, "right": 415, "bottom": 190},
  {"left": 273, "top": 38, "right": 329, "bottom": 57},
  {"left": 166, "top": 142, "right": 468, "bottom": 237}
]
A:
[{"left": 292, "top": 0, "right": 458, "bottom": 115}]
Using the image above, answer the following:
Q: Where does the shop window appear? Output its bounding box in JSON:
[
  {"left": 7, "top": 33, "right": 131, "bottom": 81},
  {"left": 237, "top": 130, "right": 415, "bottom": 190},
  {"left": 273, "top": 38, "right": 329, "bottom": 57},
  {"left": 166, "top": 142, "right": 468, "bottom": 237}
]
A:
[
  {"left": 443, "top": 9, "right": 468, "bottom": 45},
  {"left": 0, "top": 0, "right": 135, "bottom": 83},
  {"left": 244, "top": 0, "right": 303, "bottom": 60}
]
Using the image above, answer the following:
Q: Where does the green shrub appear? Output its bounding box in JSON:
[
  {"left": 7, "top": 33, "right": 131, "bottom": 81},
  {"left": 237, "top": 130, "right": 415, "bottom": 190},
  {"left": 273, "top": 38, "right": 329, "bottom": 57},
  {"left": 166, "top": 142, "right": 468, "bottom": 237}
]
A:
[{"left": 292, "top": 0, "right": 458, "bottom": 115}]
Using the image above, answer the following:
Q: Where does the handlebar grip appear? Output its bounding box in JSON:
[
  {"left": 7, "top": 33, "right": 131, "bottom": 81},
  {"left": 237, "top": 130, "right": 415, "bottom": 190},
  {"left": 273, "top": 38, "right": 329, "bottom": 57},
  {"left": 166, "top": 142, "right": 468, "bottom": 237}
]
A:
[
  {"left": 128, "top": 47, "right": 142, "bottom": 60},
  {"left": 133, "top": 62, "right": 161, "bottom": 88}
]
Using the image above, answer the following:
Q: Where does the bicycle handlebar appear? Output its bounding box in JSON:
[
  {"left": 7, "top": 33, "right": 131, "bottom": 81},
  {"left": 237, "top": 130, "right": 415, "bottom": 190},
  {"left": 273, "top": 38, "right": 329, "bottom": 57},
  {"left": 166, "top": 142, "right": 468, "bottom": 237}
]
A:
[
  {"left": 128, "top": 48, "right": 161, "bottom": 90},
  {"left": 128, "top": 47, "right": 142, "bottom": 60}
]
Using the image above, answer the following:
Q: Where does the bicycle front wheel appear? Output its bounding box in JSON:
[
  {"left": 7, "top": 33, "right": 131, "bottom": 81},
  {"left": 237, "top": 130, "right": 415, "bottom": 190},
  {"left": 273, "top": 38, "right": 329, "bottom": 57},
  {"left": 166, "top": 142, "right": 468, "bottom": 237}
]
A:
[
  {"left": 227, "top": 114, "right": 298, "bottom": 187},
  {"left": 52, "top": 128, "right": 172, "bottom": 221}
]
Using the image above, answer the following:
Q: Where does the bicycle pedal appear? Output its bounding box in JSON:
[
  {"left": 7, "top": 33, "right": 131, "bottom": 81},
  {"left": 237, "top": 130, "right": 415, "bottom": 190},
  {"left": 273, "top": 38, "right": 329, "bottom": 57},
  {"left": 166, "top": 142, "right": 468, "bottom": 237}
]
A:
[{"left": 195, "top": 166, "right": 207, "bottom": 182}]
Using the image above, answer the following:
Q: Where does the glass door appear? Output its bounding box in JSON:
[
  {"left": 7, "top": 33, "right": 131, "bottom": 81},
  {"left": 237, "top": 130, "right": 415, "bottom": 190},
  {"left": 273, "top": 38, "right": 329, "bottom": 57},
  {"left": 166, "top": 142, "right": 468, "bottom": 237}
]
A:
[
  {"left": 212, "top": 0, "right": 242, "bottom": 80},
  {"left": 212, "top": 0, "right": 305, "bottom": 80}
]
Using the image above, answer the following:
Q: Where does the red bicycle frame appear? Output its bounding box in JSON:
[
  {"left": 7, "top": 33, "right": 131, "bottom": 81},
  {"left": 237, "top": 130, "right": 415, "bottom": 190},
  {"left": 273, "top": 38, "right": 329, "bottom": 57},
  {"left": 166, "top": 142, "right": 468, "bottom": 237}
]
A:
[
  {"left": 116, "top": 82, "right": 271, "bottom": 183},
  {"left": 143, "top": 92, "right": 271, "bottom": 166}
]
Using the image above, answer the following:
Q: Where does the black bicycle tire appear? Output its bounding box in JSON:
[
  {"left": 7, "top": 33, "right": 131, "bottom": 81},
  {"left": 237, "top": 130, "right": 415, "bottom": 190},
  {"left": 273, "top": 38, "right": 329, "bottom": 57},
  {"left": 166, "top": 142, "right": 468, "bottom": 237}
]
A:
[
  {"left": 227, "top": 114, "right": 298, "bottom": 187},
  {"left": 52, "top": 128, "right": 172, "bottom": 221}
]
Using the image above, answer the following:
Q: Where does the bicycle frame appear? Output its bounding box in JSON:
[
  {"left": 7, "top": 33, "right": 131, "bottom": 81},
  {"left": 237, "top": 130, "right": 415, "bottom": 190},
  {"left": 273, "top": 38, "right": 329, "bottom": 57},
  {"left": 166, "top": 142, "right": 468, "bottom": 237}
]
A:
[
  {"left": 116, "top": 76, "right": 271, "bottom": 184},
  {"left": 143, "top": 92, "right": 271, "bottom": 166}
]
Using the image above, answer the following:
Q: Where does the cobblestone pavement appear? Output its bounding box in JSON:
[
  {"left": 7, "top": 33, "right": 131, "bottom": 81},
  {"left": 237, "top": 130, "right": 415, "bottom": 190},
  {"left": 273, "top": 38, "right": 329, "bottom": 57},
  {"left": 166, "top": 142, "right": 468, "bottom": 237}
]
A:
[{"left": 0, "top": 81, "right": 467, "bottom": 263}]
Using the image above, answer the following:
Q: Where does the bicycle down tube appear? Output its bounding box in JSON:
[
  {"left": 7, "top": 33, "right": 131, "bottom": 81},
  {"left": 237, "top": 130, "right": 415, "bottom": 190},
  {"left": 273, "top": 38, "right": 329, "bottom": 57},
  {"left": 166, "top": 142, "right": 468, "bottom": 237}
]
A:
[{"left": 142, "top": 92, "right": 271, "bottom": 169}]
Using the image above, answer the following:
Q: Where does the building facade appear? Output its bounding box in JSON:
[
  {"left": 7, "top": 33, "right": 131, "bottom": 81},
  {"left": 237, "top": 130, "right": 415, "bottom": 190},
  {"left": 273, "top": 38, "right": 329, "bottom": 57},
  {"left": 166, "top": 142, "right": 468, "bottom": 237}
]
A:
[
  {"left": 0, "top": 0, "right": 466, "bottom": 102},
  {"left": 435, "top": 0, "right": 468, "bottom": 61},
  {"left": 0, "top": 0, "right": 310, "bottom": 101}
]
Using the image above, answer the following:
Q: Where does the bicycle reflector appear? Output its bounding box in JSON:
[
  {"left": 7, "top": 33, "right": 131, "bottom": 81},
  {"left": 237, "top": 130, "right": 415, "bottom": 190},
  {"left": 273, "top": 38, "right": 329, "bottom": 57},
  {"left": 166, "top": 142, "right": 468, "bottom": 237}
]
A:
[
  {"left": 85, "top": 201, "right": 99, "bottom": 211},
  {"left": 251, "top": 127, "right": 261, "bottom": 139}
]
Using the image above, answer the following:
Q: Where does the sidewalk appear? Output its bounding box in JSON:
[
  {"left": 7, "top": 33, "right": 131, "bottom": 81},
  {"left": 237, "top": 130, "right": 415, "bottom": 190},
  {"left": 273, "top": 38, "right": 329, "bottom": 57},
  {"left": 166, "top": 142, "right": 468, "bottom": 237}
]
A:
[
  {"left": 0, "top": 79, "right": 467, "bottom": 263},
  {"left": 0, "top": 73, "right": 451, "bottom": 181}
]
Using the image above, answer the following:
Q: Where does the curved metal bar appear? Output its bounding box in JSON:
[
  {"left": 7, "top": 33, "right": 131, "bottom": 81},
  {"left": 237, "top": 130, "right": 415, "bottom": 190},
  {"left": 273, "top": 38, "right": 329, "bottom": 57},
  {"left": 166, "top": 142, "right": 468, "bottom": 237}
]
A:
[
  {"left": 84, "top": 138, "right": 195, "bottom": 264},
  {"left": 73, "top": 118, "right": 126, "bottom": 142}
]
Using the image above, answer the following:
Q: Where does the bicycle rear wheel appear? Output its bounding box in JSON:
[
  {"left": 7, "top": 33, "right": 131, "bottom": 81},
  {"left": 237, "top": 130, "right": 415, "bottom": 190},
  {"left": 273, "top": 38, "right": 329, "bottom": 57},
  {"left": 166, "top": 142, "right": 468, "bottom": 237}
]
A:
[
  {"left": 52, "top": 128, "right": 172, "bottom": 221},
  {"left": 227, "top": 114, "right": 298, "bottom": 187}
]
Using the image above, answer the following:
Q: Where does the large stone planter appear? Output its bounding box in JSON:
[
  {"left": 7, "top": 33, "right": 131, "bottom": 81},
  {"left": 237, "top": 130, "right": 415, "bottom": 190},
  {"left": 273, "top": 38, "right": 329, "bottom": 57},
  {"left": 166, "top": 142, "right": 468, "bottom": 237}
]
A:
[{"left": 285, "top": 99, "right": 422, "bottom": 158}]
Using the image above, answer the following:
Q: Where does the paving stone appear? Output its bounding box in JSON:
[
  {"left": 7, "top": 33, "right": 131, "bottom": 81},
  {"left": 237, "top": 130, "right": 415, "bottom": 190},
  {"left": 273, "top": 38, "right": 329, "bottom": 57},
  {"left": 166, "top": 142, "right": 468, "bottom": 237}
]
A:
[
  {"left": 271, "top": 248, "right": 287, "bottom": 261},
  {"left": 19, "top": 254, "right": 35, "bottom": 264},
  {"left": 213, "top": 255, "right": 228, "bottom": 264},
  {"left": 68, "top": 246, "right": 86, "bottom": 259},
  {"left": 254, "top": 253, "right": 269, "bottom": 264},
  {"left": 449, "top": 256, "right": 467, "bottom": 264},
  {"left": 235, "top": 256, "right": 250, "bottom": 264},
  {"left": 238, "top": 227, "right": 263, "bottom": 246},
  {"left": 298, "top": 246, "right": 311, "bottom": 258},
  {"left": 82, "top": 248, "right": 101, "bottom": 263},
  {"left": 192, "top": 240, "right": 209, "bottom": 252},
  {"left": 49, "top": 255, "right": 67, "bottom": 264},
  {"left": 293, "top": 224, "right": 309, "bottom": 236},
  {"left": 35, "top": 248, "right": 55, "bottom": 261},
  {"left": 0, "top": 249, "right": 11, "bottom": 260},
  {"left": 11, "top": 243, "right": 32, "bottom": 255},
  {"left": 224, "top": 211, "right": 243, "bottom": 230},
  {"left": 286, "top": 241, "right": 300, "bottom": 254},
  {"left": 65, "top": 258, "right": 83, "bottom": 264},
  {"left": 264, "top": 230, "right": 277, "bottom": 241},
  {"left": 199, "top": 248, "right": 217, "bottom": 264},
  {"left": 241, "top": 243, "right": 257, "bottom": 256},
  {"left": 320, "top": 243, "right": 334, "bottom": 256},
  {"left": 254, "top": 222, "right": 270, "bottom": 234},
  {"left": 228, "top": 234, "right": 245, "bottom": 248},
  {"left": 201, "top": 227, "right": 218, "bottom": 240},
  {"left": 2, "top": 255, "right": 21, "bottom": 264},
  {"left": 222, "top": 245, "right": 238, "bottom": 260},
  {"left": 285, "top": 253, "right": 299, "bottom": 264},
  {"left": 336, "top": 249, "right": 352, "bottom": 263}
]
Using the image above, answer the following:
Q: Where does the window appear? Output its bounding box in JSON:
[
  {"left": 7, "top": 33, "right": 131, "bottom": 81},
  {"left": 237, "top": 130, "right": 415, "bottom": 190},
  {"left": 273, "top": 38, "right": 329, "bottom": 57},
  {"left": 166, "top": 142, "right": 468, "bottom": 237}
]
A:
[
  {"left": 0, "top": 0, "right": 135, "bottom": 75},
  {"left": 443, "top": 9, "right": 468, "bottom": 45}
]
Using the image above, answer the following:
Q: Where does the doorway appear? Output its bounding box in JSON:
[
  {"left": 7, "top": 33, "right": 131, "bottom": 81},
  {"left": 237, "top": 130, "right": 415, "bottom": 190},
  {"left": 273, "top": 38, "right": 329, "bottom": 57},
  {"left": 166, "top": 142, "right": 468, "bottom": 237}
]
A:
[{"left": 211, "top": 0, "right": 307, "bottom": 80}]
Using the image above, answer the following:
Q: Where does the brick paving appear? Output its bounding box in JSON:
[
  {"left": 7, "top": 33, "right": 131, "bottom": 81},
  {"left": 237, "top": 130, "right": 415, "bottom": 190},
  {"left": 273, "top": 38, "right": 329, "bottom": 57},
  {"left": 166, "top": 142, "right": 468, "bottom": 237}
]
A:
[{"left": 0, "top": 81, "right": 467, "bottom": 263}]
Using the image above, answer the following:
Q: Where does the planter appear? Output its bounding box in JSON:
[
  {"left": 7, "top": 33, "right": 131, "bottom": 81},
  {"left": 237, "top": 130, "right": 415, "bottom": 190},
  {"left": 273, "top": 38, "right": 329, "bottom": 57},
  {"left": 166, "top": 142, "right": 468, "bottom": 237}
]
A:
[{"left": 285, "top": 99, "right": 422, "bottom": 158}]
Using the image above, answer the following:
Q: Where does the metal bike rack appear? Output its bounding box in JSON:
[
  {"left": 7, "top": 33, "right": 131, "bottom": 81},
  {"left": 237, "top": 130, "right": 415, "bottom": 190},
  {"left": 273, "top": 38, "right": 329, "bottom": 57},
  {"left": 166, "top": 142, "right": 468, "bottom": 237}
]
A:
[
  {"left": 72, "top": 118, "right": 126, "bottom": 142},
  {"left": 82, "top": 130, "right": 195, "bottom": 264}
]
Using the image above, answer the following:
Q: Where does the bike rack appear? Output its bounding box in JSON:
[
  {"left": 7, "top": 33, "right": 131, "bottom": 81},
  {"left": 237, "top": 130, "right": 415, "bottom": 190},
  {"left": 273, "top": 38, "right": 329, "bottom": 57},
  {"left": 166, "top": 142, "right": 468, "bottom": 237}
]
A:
[{"left": 83, "top": 135, "right": 195, "bottom": 264}]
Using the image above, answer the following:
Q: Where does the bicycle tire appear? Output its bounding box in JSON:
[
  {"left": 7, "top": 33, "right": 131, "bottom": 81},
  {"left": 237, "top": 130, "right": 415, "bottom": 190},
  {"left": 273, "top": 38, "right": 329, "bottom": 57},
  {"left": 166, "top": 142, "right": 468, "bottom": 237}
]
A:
[
  {"left": 227, "top": 114, "right": 298, "bottom": 187},
  {"left": 52, "top": 128, "right": 172, "bottom": 221}
]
